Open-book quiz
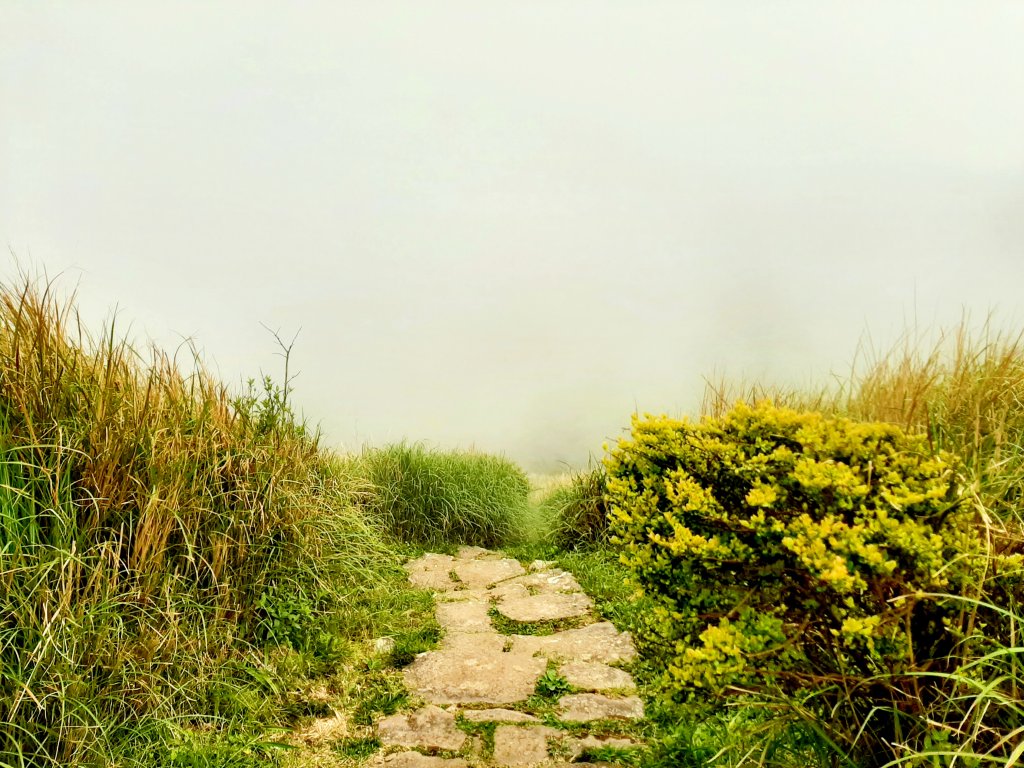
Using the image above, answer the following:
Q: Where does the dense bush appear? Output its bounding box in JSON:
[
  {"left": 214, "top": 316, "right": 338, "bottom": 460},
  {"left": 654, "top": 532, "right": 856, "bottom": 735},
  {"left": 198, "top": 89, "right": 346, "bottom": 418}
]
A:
[
  {"left": 606, "top": 401, "right": 1022, "bottom": 762},
  {"left": 354, "top": 442, "right": 530, "bottom": 547}
]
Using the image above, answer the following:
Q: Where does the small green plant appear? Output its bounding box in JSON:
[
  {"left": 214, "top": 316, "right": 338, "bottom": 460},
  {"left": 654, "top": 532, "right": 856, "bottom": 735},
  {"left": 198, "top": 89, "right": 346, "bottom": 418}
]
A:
[
  {"left": 534, "top": 668, "right": 572, "bottom": 700},
  {"left": 388, "top": 625, "right": 442, "bottom": 667},
  {"left": 578, "top": 745, "right": 642, "bottom": 765},
  {"left": 351, "top": 668, "right": 409, "bottom": 726},
  {"left": 331, "top": 737, "right": 380, "bottom": 760},
  {"left": 164, "top": 727, "right": 291, "bottom": 768},
  {"left": 255, "top": 583, "right": 316, "bottom": 650}
]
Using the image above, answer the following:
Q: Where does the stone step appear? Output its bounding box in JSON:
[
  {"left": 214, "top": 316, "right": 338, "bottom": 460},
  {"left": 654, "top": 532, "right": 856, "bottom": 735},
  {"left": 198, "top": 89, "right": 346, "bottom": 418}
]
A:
[{"left": 371, "top": 548, "right": 647, "bottom": 768}]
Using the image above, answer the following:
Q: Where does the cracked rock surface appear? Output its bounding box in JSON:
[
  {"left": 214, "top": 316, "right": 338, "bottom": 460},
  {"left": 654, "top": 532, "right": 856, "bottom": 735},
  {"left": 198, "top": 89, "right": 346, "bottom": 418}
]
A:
[{"left": 378, "top": 705, "right": 468, "bottom": 752}]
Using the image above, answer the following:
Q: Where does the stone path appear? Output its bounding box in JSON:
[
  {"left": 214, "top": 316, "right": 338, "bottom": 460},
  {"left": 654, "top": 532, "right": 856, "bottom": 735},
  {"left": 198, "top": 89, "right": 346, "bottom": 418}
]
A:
[{"left": 370, "top": 546, "right": 645, "bottom": 767}]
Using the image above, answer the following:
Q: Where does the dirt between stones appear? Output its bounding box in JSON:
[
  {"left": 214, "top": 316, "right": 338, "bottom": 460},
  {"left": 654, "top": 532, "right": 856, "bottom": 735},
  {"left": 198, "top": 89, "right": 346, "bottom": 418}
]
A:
[{"left": 366, "top": 546, "right": 645, "bottom": 767}]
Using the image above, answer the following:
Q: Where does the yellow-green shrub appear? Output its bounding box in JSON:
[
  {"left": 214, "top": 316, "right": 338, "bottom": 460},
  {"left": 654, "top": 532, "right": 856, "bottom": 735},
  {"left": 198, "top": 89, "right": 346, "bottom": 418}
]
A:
[{"left": 606, "top": 402, "right": 1001, "bottom": 759}]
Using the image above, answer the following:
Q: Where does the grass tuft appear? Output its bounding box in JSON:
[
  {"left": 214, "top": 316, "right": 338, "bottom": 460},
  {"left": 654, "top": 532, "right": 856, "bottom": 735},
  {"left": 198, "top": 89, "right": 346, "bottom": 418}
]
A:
[
  {"left": 535, "top": 468, "right": 609, "bottom": 551},
  {"left": 349, "top": 442, "right": 531, "bottom": 548}
]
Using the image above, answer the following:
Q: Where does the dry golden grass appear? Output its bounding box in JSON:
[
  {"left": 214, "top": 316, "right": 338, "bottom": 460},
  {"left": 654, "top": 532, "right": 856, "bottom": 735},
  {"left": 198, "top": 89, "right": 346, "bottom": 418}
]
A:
[{"left": 0, "top": 274, "right": 395, "bottom": 766}]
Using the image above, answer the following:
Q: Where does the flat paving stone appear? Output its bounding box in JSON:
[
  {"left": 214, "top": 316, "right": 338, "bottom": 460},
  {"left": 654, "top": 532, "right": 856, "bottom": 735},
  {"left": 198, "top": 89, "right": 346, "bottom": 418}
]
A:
[
  {"left": 451, "top": 558, "right": 525, "bottom": 588},
  {"left": 492, "top": 725, "right": 559, "bottom": 766},
  {"left": 460, "top": 708, "right": 541, "bottom": 723},
  {"left": 372, "top": 754, "right": 470, "bottom": 768},
  {"left": 435, "top": 600, "right": 492, "bottom": 633},
  {"left": 488, "top": 581, "right": 531, "bottom": 602},
  {"left": 406, "top": 553, "right": 459, "bottom": 591},
  {"left": 504, "top": 569, "right": 584, "bottom": 595},
  {"left": 513, "top": 621, "right": 637, "bottom": 664},
  {"left": 556, "top": 693, "right": 645, "bottom": 723},
  {"left": 558, "top": 661, "right": 636, "bottom": 691},
  {"left": 496, "top": 592, "right": 592, "bottom": 623},
  {"left": 438, "top": 630, "right": 506, "bottom": 653},
  {"left": 377, "top": 705, "right": 467, "bottom": 752},
  {"left": 456, "top": 545, "right": 502, "bottom": 560},
  {"left": 577, "top": 734, "right": 643, "bottom": 750},
  {"left": 404, "top": 640, "right": 546, "bottom": 705}
]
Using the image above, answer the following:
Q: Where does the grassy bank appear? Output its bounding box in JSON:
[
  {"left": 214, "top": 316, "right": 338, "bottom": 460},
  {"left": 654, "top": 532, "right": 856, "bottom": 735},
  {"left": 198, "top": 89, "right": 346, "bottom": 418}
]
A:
[{"left": 0, "top": 278, "right": 404, "bottom": 766}]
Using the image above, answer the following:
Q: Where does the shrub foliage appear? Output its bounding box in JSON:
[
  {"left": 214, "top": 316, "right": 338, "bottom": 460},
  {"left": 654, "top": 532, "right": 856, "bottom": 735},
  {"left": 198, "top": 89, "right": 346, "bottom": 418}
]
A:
[{"left": 605, "top": 401, "right": 1015, "bottom": 759}]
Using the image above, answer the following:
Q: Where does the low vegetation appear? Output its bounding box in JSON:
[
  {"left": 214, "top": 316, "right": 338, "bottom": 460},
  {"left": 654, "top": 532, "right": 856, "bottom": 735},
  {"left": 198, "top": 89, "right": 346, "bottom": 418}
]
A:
[{"left": 5, "top": 272, "right": 1024, "bottom": 768}]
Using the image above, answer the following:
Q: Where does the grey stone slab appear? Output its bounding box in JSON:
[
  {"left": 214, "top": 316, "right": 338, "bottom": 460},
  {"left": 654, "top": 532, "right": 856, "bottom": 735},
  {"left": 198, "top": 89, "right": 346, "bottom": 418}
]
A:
[
  {"left": 492, "top": 725, "right": 558, "bottom": 766},
  {"left": 438, "top": 630, "right": 507, "bottom": 653},
  {"left": 435, "top": 600, "right": 492, "bottom": 634},
  {"left": 496, "top": 592, "right": 592, "bottom": 623},
  {"left": 373, "top": 754, "right": 470, "bottom": 768},
  {"left": 558, "top": 661, "right": 635, "bottom": 691},
  {"left": 406, "top": 553, "right": 459, "bottom": 591},
  {"left": 377, "top": 705, "right": 467, "bottom": 752},
  {"left": 488, "top": 581, "right": 531, "bottom": 602},
  {"left": 404, "top": 642, "right": 546, "bottom": 705},
  {"left": 460, "top": 708, "right": 540, "bottom": 724},
  {"left": 513, "top": 622, "right": 637, "bottom": 664},
  {"left": 452, "top": 558, "right": 525, "bottom": 588},
  {"left": 556, "top": 693, "right": 644, "bottom": 722},
  {"left": 504, "top": 569, "right": 584, "bottom": 595},
  {"left": 456, "top": 545, "right": 502, "bottom": 560},
  {"left": 577, "top": 734, "right": 643, "bottom": 750}
]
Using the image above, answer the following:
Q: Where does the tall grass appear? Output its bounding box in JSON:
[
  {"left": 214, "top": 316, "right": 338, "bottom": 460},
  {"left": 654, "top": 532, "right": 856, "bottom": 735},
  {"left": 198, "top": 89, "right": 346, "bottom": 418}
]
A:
[
  {"left": 349, "top": 442, "right": 530, "bottom": 548},
  {"left": 534, "top": 468, "right": 609, "bottom": 551},
  {"left": 0, "top": 276, "right": 395, "bottom": 766},
  {"left": 704, "top": 322, "right": 1024, "bottom": 488}
]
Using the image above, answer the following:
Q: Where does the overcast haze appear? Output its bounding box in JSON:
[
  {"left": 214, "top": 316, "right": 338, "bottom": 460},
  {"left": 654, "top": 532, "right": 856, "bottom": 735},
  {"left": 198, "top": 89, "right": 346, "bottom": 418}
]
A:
[{"left": 3, "top": 2, "right": 1023, "bottom": 470}]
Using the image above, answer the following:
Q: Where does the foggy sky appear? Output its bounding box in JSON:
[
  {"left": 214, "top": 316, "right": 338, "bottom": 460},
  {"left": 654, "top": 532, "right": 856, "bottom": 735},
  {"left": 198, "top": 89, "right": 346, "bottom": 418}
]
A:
[{"left": 3, "top": 2, "right": 1023, "bottom": 470}]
